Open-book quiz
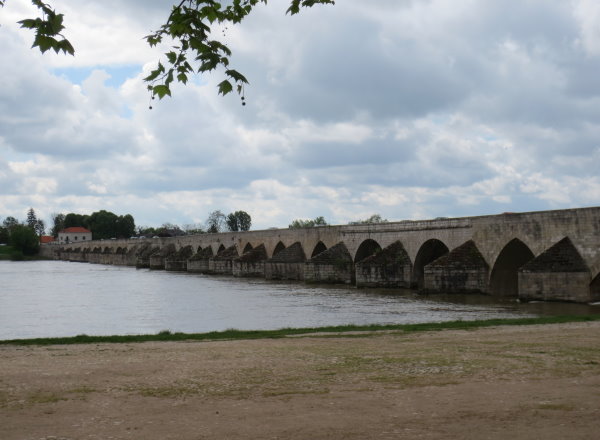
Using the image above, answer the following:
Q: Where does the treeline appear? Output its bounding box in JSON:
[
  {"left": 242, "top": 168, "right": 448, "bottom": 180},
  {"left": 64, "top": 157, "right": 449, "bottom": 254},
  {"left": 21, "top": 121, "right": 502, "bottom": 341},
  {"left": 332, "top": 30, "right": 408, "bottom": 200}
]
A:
[
  {"left": 51, "top": 210, "right": 135, "bottom": 240},
  {"left": 0, "top": 208, "right": 45, "bottom": 256}
]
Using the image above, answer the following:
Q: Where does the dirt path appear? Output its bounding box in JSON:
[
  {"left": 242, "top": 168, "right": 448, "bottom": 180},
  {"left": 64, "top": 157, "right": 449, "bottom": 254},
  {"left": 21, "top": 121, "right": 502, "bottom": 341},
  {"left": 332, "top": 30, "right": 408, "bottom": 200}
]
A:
[{"left": 1, "top": 322, "right": 600, "bottom": 440}]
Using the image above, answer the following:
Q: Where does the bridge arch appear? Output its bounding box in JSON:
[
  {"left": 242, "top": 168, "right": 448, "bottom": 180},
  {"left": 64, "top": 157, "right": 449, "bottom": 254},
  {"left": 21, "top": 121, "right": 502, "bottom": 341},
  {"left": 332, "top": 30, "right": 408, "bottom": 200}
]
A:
[
  {"left": 412, "top": 239, "right": 449, "bottom": 289},
  {"left": 311, "top": 241, "right": 327, "bottom": 258},
  {"left": 489, "top": 238, "right": 535, "bottom": 296},
  {"left": 271, "top": 241, "right": 286, "bottom": 258},
  {"left": 354, "top": 239, "right": 382, "bottom": 263},
  {"left": 217, "top": 244, "right": 226, "bottom": 254},
  {"left": 243, "top": 242, "right": 253, "bottom": 254}
]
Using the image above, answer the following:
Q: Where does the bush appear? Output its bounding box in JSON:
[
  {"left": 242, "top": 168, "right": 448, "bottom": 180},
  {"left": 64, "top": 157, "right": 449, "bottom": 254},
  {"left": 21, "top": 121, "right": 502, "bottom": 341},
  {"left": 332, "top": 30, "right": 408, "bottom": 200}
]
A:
[{"left": 8, "top": 225, "right": 40, "bottom": 255}]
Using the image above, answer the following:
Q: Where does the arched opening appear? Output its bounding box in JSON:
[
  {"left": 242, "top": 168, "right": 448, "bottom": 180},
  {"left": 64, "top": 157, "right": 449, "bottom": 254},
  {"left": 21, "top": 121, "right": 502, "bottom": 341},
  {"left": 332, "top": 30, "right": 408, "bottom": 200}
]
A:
[
  {"left": 354, "top": 239, "right": 382, "bottom": 263},
  {"left": 217, "top": 244, "right": 226, "bottom": 254},
  {"left": 311, "top": 241, "right": 327, "bottom": 258},
  {"left": 196, "top": 245, "right": 203, "bottom": 253},
  {"left": 243, "top": 242, "right": 253, "bottom": 254},
  {"left": 272, "top": 241, "right": 286, "bottom": 257},
  {"left": 412, "top": 239, "right": 449, "bottom": 289},
  {"left": 490, "top": 238, "right": 535, "bottom": 296},
  {"left": 103, "top": 247, "right": 111, "bottom": 253}
]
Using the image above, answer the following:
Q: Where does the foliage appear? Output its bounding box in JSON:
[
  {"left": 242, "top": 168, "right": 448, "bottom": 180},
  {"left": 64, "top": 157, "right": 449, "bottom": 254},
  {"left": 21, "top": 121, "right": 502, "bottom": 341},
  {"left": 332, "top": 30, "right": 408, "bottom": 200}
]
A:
[
  {"left": 11, "top": 0, "right": 74, "bottom": 55},
  {"left": 289, "top": 216, "right": 328, "bottom": 229},
  {"left": 50, "top": 213, "right": 65, "bottom": 237},
  {"left": 226, "top": 210, "right": 252, "bottom": 231},
  {"left": 2, "top": 216, "right": 19, "bottom": 230},
  {"left": 86, "top": 210, "right": 136, "bottom": 240},
  {"left": 26, "top": 208, "right": 37, "bottom": 228},
  {"left": 8, "top": 224, "right": 40, "bottom": 255},
  {"left": 0, "top": 226, "right": 8, "bottom": 244},
  {"left": 64, "top": 213, "right": 89, "bottom": 229},
  {"left": 348, "top": 214, "right": 388, "bottom": 225},
  {"left": 2, "top": 0, "right": 335, "bottom": 100},
  {"left": 206, "top": 210, "right": 226, "bottom": 233},
  {"left": 59, "top": 210, "right": 136, "bottom": 239}
]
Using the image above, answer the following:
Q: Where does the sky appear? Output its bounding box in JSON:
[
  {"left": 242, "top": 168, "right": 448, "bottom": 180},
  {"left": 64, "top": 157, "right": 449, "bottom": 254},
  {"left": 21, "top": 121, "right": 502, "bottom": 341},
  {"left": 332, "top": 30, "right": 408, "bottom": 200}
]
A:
[{"left": 1, "top": 0, "right": 600, "bottom": 231}]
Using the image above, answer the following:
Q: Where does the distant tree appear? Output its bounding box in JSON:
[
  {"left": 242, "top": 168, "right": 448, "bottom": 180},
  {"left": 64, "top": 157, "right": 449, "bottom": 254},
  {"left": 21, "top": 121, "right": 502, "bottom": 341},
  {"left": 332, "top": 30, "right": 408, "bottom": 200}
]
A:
[
  {"left": 137, "top": 226, "right": 157, "bottom": 237},
  {"left": 64, "top": 213, "right": 89, "bottom": 229},
  {"left": 9, "top": 224, "right": 40, "bottom": 255},
  {"left": 288, "top": 216, "right": 328, "bottom": 228},
  {"left": 0, "top": 226, "right": 8, "bottom": 244},
  {"left": 2, "top": 216, "right": 19, "bottom": 230},
  {"left": 115, "top": 214, "right": 136, "bottom": 238},
  {"left": 87, "top": 210, "right": 119, "bottom": 240},
  {"left": 34, "top": 219, "right": 45, "bottom": 236},
  {"left": 50, "top": 213, "right": 66, "bottom": 237},
  {"left": 226, "top": 211, "right": 252, "bottom": 232},
  {"left": 348, "top": 214, "right": 388, "bottom": 225},
  {"left": 183, "top": 224, "right": 205, "bottom": 235},
  {"left": 206, "top": 210, "right": 226, "bottom": 233},
  {"left": 26, "top": 208, "right": 37, "bottom": 229}
]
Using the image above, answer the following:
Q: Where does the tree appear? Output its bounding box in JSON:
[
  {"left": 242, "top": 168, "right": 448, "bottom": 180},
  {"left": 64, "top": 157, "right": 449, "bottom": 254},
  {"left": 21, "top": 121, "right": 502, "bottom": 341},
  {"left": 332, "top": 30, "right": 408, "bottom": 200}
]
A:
[
  {"left": 64, "top": 212, "right": 89, "bottom": 229},
  {"left": 2, "top": 0, "right": 335, "bottom": 101},
  {"left": 348, "top": 214, "right": 388, "bottom": 225},
  {"left": 26, "top": 208, "right": 37, "bottom": 229},
  {"left": 2, "top": 216, "right": 19, "bottom": 230},
  {"left": 289, "top": 216, "right": 328, "bottom": 228},
  {"left": 8, "top": 224, "right": 40, "bottom": 255},
  {"left": 50, "top": 213, "right": 65, "bottom": 237},
  {"left": 206, "top": 210, "right": 226, "bottom": 233},
  {"left": 0, "top": 226, "right": 8, "bottom": 244},
  {"left": 34, "top": 219, "right": 45, "bottom": 236},
  {"left": 226, "top": 211, "right": 252, "bottom": 232}
]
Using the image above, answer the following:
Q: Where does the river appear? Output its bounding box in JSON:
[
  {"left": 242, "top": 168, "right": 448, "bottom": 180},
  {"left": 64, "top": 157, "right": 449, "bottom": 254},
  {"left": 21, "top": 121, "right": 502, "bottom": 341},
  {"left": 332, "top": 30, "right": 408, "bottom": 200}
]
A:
[{"left": 1, "top": 260, "right": 598, "bottom": 340}]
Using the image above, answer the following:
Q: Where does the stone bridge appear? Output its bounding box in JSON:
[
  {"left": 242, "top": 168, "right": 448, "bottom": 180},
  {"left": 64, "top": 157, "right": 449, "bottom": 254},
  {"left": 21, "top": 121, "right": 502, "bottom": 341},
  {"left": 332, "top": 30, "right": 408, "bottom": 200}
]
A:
[{"left": 45, "top": 207, "right": 600, "bottom": 303}]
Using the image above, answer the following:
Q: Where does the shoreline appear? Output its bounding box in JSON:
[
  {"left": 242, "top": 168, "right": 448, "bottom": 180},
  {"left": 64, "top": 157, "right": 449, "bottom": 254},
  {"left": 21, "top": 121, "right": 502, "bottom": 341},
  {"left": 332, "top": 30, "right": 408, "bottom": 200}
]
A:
[{"left": 2, "top": 314, "right": 600, "bottom": 346}]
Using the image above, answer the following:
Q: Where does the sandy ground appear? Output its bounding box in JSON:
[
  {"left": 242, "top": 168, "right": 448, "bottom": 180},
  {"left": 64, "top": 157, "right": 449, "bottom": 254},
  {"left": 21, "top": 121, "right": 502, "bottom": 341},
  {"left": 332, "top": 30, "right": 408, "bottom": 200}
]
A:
[{"left": 1, "top": 322, "right": 600, "bottom": 440}]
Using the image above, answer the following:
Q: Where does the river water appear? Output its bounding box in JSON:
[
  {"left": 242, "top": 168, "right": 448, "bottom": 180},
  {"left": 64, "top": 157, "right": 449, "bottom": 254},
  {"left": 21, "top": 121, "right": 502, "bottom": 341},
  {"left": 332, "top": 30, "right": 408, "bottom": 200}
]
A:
[{"left": 1, "top": 260, "right": 598, "bottom": 340}]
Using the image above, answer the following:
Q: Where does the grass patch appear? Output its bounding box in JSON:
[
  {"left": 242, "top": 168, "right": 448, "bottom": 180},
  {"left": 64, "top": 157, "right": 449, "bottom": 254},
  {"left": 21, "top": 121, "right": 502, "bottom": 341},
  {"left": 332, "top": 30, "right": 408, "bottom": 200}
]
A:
[{"left": 1, "top": 315, "right": 599, "bottom": 346}]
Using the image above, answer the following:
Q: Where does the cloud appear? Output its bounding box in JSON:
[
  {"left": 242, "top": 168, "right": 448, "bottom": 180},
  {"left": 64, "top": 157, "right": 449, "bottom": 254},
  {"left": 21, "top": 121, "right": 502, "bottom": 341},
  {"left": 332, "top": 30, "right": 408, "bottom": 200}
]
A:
[{"left": 0, "top": 0, "right": 599, "bottom": 229}]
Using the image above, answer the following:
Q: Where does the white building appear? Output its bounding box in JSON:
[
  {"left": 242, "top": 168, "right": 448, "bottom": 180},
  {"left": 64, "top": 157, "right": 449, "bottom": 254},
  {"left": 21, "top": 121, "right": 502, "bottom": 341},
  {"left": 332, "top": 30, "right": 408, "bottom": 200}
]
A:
[{"left": 58, "top": 227, "right": 92, "bottom": 244}]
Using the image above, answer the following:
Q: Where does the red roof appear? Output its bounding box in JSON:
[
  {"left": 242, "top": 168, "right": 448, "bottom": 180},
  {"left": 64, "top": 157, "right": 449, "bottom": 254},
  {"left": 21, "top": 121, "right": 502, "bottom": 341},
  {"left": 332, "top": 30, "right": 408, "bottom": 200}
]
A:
[
  {"left": 60, "top": 227, "right": 91, "bottom": 233},
  {"left": 40, "top": 236, "right": 55, "bottom": 244}
]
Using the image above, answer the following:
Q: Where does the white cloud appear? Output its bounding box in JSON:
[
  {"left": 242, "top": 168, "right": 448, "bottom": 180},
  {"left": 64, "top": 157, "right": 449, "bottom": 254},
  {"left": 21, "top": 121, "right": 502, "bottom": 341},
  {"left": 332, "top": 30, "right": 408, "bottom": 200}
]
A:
[{"left": 0, "top": 0, "right": 599, "bottom": 230}]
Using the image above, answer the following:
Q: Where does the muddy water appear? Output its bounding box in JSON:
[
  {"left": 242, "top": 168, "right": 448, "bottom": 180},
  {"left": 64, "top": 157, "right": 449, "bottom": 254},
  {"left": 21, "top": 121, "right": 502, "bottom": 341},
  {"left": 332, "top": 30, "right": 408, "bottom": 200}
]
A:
[{"left": 1, "top": 260, "right": 598, "bottom": 339}]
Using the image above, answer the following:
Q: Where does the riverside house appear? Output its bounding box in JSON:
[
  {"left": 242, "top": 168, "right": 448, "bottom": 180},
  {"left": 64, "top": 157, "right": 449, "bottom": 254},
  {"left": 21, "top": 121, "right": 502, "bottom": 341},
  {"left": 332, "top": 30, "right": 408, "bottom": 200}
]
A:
[{"left": 58, "top": 227, "right": 92, "bottom": 244}]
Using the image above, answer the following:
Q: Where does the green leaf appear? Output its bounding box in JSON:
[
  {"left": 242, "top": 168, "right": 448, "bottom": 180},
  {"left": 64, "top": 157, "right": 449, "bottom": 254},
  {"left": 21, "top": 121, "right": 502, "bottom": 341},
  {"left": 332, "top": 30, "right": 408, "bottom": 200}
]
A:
[
  {"left": 166, "top": 51, "right": 177, "bottom": 64},
  {"left": 226, "top": 69, "right": 248, "bottom": 84},
  {"left": 218, "top": 80, "right": 233, "bottom": 95},
  {"left": 177, "top": 73, "right": 188, "bottom": 84},
  {"left": 152, "top": 84, "right": 172, "bottom": 99}
]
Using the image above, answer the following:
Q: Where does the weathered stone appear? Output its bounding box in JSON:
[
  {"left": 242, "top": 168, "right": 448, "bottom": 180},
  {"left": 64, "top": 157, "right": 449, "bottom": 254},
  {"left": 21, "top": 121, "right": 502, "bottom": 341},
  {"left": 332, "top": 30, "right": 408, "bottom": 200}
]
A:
[
  {"left": 519, "top": 237, "right": 592, "bottom": 302},
  {"left": 149, "top": 244, "right": 176, "bottom": 270},
  {"left": 233, "top": 244, "right": 268, "bottom": 277},
  {"left": 423, "top": 240, "right": 489, "bottom": 293},
  {"left": 165, "top": 245, "right": 194, "bottom": 271},
  {"left": 265, "top": 242, "right": 306, "bottom": 280},
  {"left": 208, "top": 245, "right": 239, "bottom": 274},
  {"left": 355, "top": 240, "right": 411, "bottom": 287},
  {"left": 187, "top": 247, "right": 214, "bottom": 273},
  {"left": 305, "top": 242, "right": 354, "bottom": 284}
]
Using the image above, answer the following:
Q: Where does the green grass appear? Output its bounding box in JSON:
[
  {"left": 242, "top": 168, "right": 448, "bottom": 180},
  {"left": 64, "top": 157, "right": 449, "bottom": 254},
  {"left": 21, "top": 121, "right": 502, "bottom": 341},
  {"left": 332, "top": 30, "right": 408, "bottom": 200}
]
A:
[{"left": 1, "top": 315, "right": 599, "bottom": 346}]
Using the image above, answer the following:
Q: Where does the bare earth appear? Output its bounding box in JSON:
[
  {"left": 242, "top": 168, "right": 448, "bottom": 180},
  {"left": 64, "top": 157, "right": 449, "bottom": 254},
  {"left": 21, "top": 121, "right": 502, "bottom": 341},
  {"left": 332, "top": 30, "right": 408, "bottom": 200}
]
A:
[{"left": 1, "top": 322, "right": 600, "bottom": 440}]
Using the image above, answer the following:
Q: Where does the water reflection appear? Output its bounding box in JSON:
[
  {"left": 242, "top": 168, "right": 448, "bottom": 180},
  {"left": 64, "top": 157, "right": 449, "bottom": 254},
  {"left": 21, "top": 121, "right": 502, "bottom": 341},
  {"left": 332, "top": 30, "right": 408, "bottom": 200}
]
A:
[{"left": 0, "top": 261, "right": 598, "bottom": 340}]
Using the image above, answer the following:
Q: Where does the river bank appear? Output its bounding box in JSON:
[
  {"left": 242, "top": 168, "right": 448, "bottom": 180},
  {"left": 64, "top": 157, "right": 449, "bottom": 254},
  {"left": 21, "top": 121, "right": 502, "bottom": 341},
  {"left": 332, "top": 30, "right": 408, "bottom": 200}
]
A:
[{"left": 1, "top": 321, "right": 599, "bottom": 439}]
